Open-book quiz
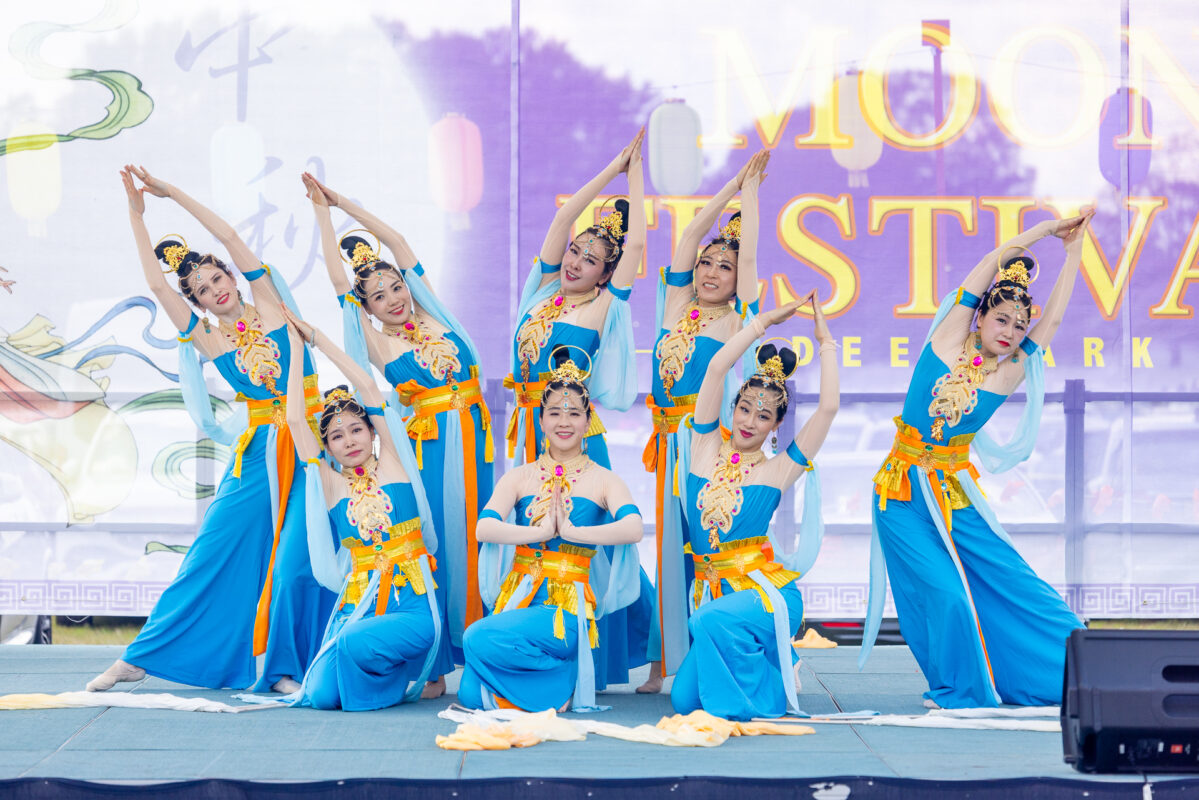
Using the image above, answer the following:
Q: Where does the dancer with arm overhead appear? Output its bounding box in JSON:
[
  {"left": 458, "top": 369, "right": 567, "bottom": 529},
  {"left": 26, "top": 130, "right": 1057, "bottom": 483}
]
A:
[
  {"left": 89, "top": 167, "right": 332, "bottom": 693},
  {"left": 670, "top": 294, "right": 839, "bottom": 721},
  {"left": 862, "top": 212, "right": 1093, "bottom": 708},
  {"left": 301, "top": 172, "right": 492, "bottom": 697}
]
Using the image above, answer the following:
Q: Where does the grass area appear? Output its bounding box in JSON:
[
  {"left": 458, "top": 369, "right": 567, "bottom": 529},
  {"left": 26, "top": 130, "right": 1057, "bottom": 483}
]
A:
[{"left": 51, "top": 617, "right": 143, "bottom": 646}]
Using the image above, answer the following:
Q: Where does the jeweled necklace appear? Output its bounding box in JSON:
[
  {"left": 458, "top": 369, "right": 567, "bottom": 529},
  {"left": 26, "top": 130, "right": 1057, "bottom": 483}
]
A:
[
  {"left": 343, "top": 455, "right": 394, "bottom": 567},
  {"left": 515, "top": 289, "right": 598, "bottom": 382},
  {"left": 219, "top": 303, "right": 282, "bottom": 396},
  {"left": 696, "top": 439, "right": 766, "bottom": 549},
  {"left": 525, "top": 452, "right": 591, "bottom": 526},
  {"left": 382, "top": 313, "right": 461, "bottom": 383},
  {"left": 928, "top": 331, "right": 998, "bottom": 442},
  {"left": 656, "top": 300, "right": 732, "bottom": 397}
]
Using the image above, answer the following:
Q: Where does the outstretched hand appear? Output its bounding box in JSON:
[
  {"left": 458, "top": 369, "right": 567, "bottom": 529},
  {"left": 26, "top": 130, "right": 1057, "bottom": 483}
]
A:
[
  {"left": 613, "top": 128, "right": 645, "bottom": 174},
  {"left": 741, "top": 150, "right": 770, "bottom": 191},
  {"left": 761, "top": 298, "right": 804, "bottom": 328},
  {"left": 302, "top": 172, "right": 339, "bottom": 207},
  {"left": 1062, "top": 208, "right": 1095, "bottom": 248},
  {"left": 128, "top": 165, "right": 170, "bottom": 198},
  {"left": 810, "top": 291, "right": 832, "bottom": 344},
  {"left": 1043, "top": 212, "right": 1089, "bottom": 240},
  {"left": 0, "top": 266, "right": 14, "bottom": 294},
  {"left": 120, "top": 168, "right": 145, "bottom": 214},
  {"left": 281, "top": 305, "right": 316, "bottom": 344}
]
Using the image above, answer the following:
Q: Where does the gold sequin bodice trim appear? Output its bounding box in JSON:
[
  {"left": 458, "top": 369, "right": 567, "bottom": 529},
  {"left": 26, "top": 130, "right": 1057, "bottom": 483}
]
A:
[{"left": 696, "top": 440, "right": 766, "bottom": 550}]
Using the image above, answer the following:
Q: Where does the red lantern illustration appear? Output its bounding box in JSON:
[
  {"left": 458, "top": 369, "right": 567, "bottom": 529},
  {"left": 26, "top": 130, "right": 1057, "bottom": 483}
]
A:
[{"left": 428, "top": 113, "right": 483, "bottom": 230}]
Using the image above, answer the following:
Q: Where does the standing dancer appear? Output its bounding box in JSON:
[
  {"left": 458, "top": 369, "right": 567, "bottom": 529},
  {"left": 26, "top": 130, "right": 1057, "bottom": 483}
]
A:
[
  {"left": 300, "top": 174, "right": 491, "bottom": 698},
  {"left": 89, "top": 167, "right": 332, "bottom": 693},
  {"left": 641, "top": 150, "right": 769, "bottom": 693},
  {"left": 274, "top": 314, "right": 441, "bottom": 710},
  {"left": 460, "top": 351, "right": 643, "bottom": 713},
  {"left": 506, "top": 130, "right": 648, "bottom": 688},
  {"left": 670, "top": 296, "right": 838, "bottom": 721},
  {"left": 861, "top": 213, "right": 1092, "bottom": 708}
]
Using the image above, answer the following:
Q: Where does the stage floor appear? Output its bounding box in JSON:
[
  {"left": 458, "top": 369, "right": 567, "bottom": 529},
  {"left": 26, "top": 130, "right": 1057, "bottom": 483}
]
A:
[{"left": 0, "top": 644, "right": 1164, "bottom": 784}]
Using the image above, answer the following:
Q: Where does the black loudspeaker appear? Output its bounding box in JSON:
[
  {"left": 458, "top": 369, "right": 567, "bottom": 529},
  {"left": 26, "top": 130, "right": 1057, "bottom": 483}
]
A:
[{"left": 1062, "top": 628, "right": 1199, "bottom": 772}]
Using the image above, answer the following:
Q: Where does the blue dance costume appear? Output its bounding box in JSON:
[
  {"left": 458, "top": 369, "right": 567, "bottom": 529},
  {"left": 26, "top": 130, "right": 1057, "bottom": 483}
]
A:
[
  {"left": 126, "top": 293, "right": 333, "bottom": 689},
  {"left": 301, "top": 479, "right": 440, "bottom": 711},
  {"left": 669, "top": 418, "right": 817, "bottom": 721},
  {"left": 339, "top": 263, "right": 494, "bottom": 674},
  {"left": 861, "top": 289, "right": 1083, "bottom": 708},
  {"left": 462, "top": 482, "right": 640, "bottom": 712}
]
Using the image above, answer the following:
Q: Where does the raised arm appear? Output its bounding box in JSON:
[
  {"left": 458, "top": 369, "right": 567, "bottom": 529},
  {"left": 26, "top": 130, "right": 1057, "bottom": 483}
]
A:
[
  {"left": 607, "top": 129, "right": 646, "bottom": 289},
  {"left": 735, "top": 151, "right": 768, "bottom": 305},
  {"left": 1026, "top": 210, "right": 1092, "bottom": 350},
  {"left": 285, "top": 321, "right": 322, "bottom": 464},
  {"left": 477, "top": 471, "right": 555, "bottom": 545},
  {"left": 303, "top": 173, "right": 419, "bottom": 271},
  {"left": 538, "top": 130, "right": 641, "bottom": 271},
  {"left": 671, "top": 153, "right": 759, "bottom": 277},
  {"left": 302, "top": 173, "right": 352, "bottom": 297},
  {"left": 692, "top": 299, "right": 804, "bottom": 427},
  {"left": 121, "top": 168, "right": 196, "bottom": 335},
  {"left": 793, "top": 294, "right": 839, "bottom": 460}
]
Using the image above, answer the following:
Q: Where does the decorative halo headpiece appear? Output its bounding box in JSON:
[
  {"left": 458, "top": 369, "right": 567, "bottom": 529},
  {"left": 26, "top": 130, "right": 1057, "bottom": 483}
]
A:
[
  {"left": 339, "top": 229, "right": 382, "bottom": 269},
  {"left": 547, "top": 344, "right": 593, "bottom": 409},
  {"left": 740, "top": 338, "right": 798, "bottom": 411},
  {"left": 995, "top": 245, "right": 1039, "bottom": 290},
  {"left": 155, "top": 234, "right": 190, "bottom": 274}
]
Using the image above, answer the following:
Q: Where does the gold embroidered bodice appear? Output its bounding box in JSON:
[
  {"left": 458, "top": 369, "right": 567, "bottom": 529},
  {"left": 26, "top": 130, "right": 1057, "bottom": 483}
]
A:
[{"left": 696, "top": 439, "right": 766, "bottom": 549}]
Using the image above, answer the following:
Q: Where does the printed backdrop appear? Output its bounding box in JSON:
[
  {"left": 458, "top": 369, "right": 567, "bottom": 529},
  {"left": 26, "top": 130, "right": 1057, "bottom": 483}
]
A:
[{"left": 1, "top": 0, "right": 1196, "bottom": 619}]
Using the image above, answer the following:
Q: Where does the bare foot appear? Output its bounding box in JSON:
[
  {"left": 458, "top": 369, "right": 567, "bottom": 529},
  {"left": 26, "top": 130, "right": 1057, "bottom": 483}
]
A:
[
  {"left": 923, "top": 698, "right": 941, "bottom": 709},
  {"left": 636, "top": 661, "right": 664, "bottom": 694},
  {"left": 421, "top": 675, "right": 446, "bottom": 699},
  {"left": 557, "top": 698, "right": 571, "bottom": 713},
  {"left": 272, "top": 676, "right": 301, "bottom": 694},
  {"left": 85, "top": 659, "right": 145, "bottom": 692}
]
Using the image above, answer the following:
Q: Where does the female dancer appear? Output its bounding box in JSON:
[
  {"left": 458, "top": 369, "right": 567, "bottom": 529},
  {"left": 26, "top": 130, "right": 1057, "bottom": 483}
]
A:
[
  {"left": 460, "top": 351, "right": 643, "bottom": 712},
  {"left": 861, "top": 212, "right": 1092, "bottom": 708},
  {"left": 506, "top": 129, "right": 645, "bottom": 466},
  {"left": 89, "top": 167, "right": 332, "bottom": 693},
  {"left": 670, "top": 294, "right": 839, "bottom": 721},
  {"left": 641, "top": 149, "right": 769, "bottom": 692},
  {"left": 276, "top": 313, "right": 441, "bottom": 710},
  {"left": 507, "top": 129, "right": 648, "bottom": 688},
  {"left": 300, "top": 173, "right": 490, "bottom": 697}
]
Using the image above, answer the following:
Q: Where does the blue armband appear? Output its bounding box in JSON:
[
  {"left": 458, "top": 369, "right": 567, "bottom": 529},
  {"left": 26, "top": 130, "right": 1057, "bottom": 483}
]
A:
[
  {"left": 664, "top": 266, "right": 692, "bottom": 287},
  {"left": 539, "top": 258, "right": 561, "bottom": 274},
  {"left": 607, "top": 282, "right": 632, "bottom": 302},
  {"left": 479, "top": 509, "right": 503, "bottom": 522},
  {"left": 955, "top": 287, "right": 982, "bottom": 309},
  {"left": 363, "top": 405, "right": 385, "bottom": 417},
  {"left": 691, "top": 418, "right": 719, "bottom": 435},
  {"left": 243, "top": 265, "right": 270, "bottom": 282},
  {"left": 735, "top": 296, "right": 761, "bottom": 317},
  {"left": 408, "top": 262, "right": 426, "bottom": 277},
  {"left": 786, "top": 440, "right": 810, "bottom": 468},
  {"left": 614, "top": 504, "right": 639, "bottom": 521},
  {"left": 179, "top": 312, "right": 200, "bottom": 338},
  {"left": 1019, "top": 337, "right": 1040, "bottom": 356}
]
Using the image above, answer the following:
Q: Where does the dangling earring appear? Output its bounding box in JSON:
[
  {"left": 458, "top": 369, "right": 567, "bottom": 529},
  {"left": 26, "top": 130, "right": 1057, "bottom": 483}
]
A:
[
  {"left": 202, "top": 314, "right": 211, "bottom": 334},
  {"left": 771, "top": 433, "right": 778, "bottom": 451},
  {"left": 542, "top": 435, "right": 550, "bottom": 454},
  {"left": 582, "top": 434, "right": 589, "bottom": 454}
]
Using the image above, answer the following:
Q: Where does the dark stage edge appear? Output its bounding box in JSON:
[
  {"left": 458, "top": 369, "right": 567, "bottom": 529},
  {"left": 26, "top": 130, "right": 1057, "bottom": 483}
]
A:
[{"left": 2, "top": 645, "right": 1197, "bottom": 797}]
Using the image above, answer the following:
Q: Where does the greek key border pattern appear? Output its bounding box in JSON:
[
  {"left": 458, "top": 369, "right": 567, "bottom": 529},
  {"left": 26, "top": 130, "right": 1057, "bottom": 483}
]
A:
[{"left": 0, "top": 581, "right": 168, "bottom": 615}]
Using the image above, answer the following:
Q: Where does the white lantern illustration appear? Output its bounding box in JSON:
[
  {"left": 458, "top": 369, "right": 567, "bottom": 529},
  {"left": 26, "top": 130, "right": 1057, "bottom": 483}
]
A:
[
  {"left": 648, "top": 98, "right": 703, "bottom": 196},
  {"left": 6, "top": 122, "right": 62, "bottom": 237},
  {"left": 831, "top": 71, "right": 883, "bottom": 188},
  {"left": 210, "top": 122, "right": 265, "bottom": 224}
]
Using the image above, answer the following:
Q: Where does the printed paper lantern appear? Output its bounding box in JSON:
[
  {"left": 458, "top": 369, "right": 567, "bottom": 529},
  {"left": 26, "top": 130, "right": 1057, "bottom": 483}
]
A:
[
  {"left": 6, "top": 122, "right": 61, "bottom": 237},
  {"left": 1098, "top": 87, "right": 1152, "bottom": 191},
  {"left": 831, "top": 72, "right": 883, "bottom": 188},
  {"left": 210, "top": 122, "right": 264, "bottom": 224},
  {"left": 648, "top": 98, "right": 702, "bottom": 196},
  {"left": 428, "top": 113, "right": 483, "bottom": 231}
]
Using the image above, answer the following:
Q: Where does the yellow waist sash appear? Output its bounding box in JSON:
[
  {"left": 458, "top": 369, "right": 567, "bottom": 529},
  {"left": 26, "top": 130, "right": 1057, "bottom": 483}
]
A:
[
  {"left": 341, "top": 517, "right": 436, "bottom": 617},
  {"left": 872, "top": 416, "right": 980, "bottom": 532},
  {"left": 692, "top": 536, "right": 800, "bottom": 611},
  {"left": 494, "top": 544, "right": 599, "bottom": 648},
  {"left": 503, "top": 373, "right": 606, "bottom": 462}
]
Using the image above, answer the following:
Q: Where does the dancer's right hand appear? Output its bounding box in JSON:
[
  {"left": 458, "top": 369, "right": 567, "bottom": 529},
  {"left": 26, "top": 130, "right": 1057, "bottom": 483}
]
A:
[
  {"left": 120, "top": 168, "right": 145, "bottom": 215},
  {"left": 761, "top": 298, "right": 804, "bottom": 328},
  {"left": 302, "top": 172, "right": 340, "bottom": 207},
  {"left": 129, "top": 165, "right": 170, "bottom": 198},
  {"left": 741, "top": 150, "right": 770, "bottom": 191},
  {"left": 611, "top": 128, "right": 645, "bottom": 174},
  {"left": 1041, "top": 213, "right": 1089, "bottom": 239}
]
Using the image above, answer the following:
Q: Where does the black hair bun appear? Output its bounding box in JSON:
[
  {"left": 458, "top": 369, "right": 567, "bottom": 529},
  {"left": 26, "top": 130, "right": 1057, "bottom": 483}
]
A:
[
  {"left": 154, "top": 238, "right": 199, "bottom": 271},
  {"left": 551, "top": 348, "right": 576, "bottom": 371},
  {"left": 728, "top": 210, "right": 742, "bottom": 224},
  {"left": 340, "top": 235, "right": 370, "bottom": 260},
  {"left": 614, "top": 198, "right": 631, "bottom": 237},
  {"left": 757, "top": 343, "right": 798, "bottom": 376},
  {"left": 323, "top": 384, "right": 352, "bottom": 402}
]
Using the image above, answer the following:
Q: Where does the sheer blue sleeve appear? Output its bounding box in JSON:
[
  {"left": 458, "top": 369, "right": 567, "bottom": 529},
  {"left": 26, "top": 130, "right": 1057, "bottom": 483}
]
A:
[{"left": 590, "top": 282, "right": 637, "bottom": 412}]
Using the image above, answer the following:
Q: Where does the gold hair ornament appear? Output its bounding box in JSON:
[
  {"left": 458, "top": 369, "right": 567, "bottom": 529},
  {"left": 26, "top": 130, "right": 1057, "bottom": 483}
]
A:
[
  {"left": 156, "top": 234, "right": 190, "bottom": 274},
  {"left": 339, "top": 229, "right": 382, "bottom": 268},
  {"left": 719, "top": 214, "right": 742, "bottom": 243},
  {"left": 594, "top": 197, "right": 626, "bottom": 249},
  {"left": 741, "top": 338, "right": 797, "bottom": 411},
  {"left": 995, "top": 245, "right": 1039, "bottom": 290},
  {"left": 325, "top": 387, "right": 354, "bottom": 405}
]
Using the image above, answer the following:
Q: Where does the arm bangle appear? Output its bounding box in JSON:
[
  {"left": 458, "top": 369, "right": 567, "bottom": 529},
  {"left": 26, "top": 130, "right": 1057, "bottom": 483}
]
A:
[{"left": 819, "top": 340, "right": 839, "bottom": 354}]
